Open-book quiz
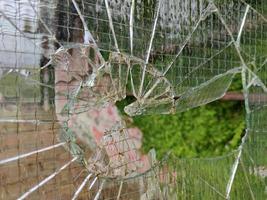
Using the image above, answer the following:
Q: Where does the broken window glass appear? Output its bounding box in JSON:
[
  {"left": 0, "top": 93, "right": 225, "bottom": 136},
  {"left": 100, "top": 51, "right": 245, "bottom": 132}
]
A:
[{"left": 0, "top": 0, "right": 266, "bottom": 199}]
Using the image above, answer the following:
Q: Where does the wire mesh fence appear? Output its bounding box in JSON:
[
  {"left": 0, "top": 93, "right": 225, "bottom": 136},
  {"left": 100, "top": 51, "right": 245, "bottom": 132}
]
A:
[{"left": 0, "top": 0, "right": 266, "bottom": 199}]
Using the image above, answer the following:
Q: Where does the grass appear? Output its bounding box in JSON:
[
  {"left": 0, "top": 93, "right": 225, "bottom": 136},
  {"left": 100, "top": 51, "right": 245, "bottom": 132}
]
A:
[{"left": 0, "top": 72, "right": 41, "bottom": 102}]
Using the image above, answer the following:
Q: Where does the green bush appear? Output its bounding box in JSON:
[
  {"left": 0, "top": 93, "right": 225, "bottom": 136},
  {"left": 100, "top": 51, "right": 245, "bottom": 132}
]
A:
[{"left": 117, "top": 95, "right": 245, "bottom": 160}]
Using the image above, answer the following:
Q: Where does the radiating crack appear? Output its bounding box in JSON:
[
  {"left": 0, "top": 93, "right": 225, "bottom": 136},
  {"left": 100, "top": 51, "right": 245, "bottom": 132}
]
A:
[{"left": 0, "top": 0, "right": 267, "bottom": 199}]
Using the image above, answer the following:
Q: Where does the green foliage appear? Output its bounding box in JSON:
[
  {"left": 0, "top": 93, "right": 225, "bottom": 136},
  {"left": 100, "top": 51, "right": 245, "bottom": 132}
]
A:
[
  {"left": 117, "top": 97, "right": 245, "bottom": 160},
  {"left": 0, "top": 72, "right": 41, "bottom": 101}
]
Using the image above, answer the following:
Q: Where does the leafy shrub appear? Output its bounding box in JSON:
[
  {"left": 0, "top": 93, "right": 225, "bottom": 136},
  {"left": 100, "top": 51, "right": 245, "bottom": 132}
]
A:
[{"left": 117, "top": 95, "right": 245, "bottom": 160}]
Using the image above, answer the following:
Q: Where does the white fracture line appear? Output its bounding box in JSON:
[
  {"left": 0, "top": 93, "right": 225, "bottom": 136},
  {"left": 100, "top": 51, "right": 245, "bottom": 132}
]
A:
[
  {"left": 225, "top": 130, "right": 249, "bottom": 199},
  {"left": 27, "top": 0, "right": 62, "bottom": 47},
  {"left": 71, "top": 0, "right": 95, "bottom": 45},
  {"left": 27, "top": 1, "right": 53, "bottom": 36},
  {"left": 0, "top": 119, "right": 60, "bottom": 124},
  {"left": 130, "top": 0, "right": 135, "bottom": 55},
  {"left": 72, "top": 173, "right": 92, "bottom": 200},
  {"left": 89, "top": 177, "right": 98, "bottom": 190},
  {"left": 0, "top": 119, "right": 40, "bottom": 124},
  {"left": 213, "top": 3, "right": 266, "bottom": 113},
  {"left": 240, "top": 0, "right": 267, "bottom": 23},
  {"left": 0, "top": 142, "right": 66, "bottom": 165},
  {"left": 94, "top": 180, "right": 106, "bottom": 200},
  {"left": 142, "top": 4, "right": 207, "bottom": 99},
  {"left": 17, "top": 157, "right": 77, "bottom": 200},
  {"left": 236, "top": 5, "right": 250, "bottom": 46},
  {"left": 116, "top": 181, "right": 123, "bottom": 200},
  {"left": 198, "top": 176, "right": 226, "bottom": 198},
  {"left": 104, "top": 0, "right": 120, "bottom": 52},
  {"left": 139, "top": 0, "right": 162, "bottom": 96},
  {"left": 144, "top": 0, "right": 162, "bottom": 65}
]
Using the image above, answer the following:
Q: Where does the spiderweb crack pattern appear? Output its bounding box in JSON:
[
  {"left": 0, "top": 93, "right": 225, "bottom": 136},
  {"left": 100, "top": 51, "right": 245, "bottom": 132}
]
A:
[{"left": 0, "top": 0, "right": 266, "bottom": 199}]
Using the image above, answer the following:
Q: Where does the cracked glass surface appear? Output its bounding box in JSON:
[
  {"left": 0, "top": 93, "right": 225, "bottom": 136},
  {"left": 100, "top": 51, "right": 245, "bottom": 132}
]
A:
[{"left": 0, "top": 0, "right": 267, "bottom": 199}]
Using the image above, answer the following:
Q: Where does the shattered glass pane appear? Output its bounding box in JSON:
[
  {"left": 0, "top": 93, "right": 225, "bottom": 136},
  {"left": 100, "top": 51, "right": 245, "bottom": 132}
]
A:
[{"left": 0, "top": 0, "right": 267, "bottom": 199}]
